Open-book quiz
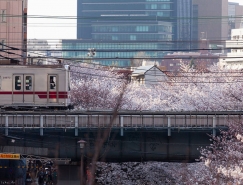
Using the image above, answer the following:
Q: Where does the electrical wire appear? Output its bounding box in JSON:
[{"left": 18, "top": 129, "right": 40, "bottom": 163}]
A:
[{"left": 2, "top": 43, "right": 243, "bottom": 84}]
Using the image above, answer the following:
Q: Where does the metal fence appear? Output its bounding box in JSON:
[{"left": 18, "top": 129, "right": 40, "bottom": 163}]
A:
[{"left": 0, "top": 114, "right": 241, "bottom": 128}]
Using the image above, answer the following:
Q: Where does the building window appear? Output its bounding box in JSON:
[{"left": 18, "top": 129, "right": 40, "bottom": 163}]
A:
[
  {"left": 136, "top": 26, "right": 149, "bottom": 32},
  {"left": 112, "top": 36, "right": 118, "bottom": 40},
  {"left": 1, "top": 40, "right": 5, "bottom": 50},
  {"left": 151, "top": 4, "right": 157, "bottom": 9},
  {"left": 130, "top": 35, "right": 136, "bottom": 40},
  {"left": 1, "top": 10, "right": 6, "bottom": 22},
  {"left": 23, "top": 25, "right": 27, "bottom": 33},
  {"left": 170, "top": 64, "right": 174, "bottom": 66},
  {"left": 112, "top": 27, "right": 118, "bottom": 32}
]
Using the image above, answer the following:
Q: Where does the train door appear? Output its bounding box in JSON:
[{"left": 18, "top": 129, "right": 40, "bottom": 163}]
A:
[
  {"left": 13, "top": 74, "right": 34, "bottom": 104},
  {"left": 24, "top": 75, "right": 34, "bottom": 103},
  {"left": 48, "top": 75, "right": 58, "bottom": 103}
]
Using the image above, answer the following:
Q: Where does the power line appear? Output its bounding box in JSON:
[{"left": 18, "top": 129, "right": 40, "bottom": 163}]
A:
[{"left": 2, "top": 43, "right": 243, "bottom": 84}]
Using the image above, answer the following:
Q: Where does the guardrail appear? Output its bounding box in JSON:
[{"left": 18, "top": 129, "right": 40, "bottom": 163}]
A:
[{"left": 0, "top": 111, "right": 242, "bottom": 136}]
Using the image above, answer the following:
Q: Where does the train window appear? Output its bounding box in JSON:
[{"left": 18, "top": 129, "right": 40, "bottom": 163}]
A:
[
  {"left": 25, "top": 76, "right": 32, "bottom": 90},
  {"left": 50, "top": 76, "right": 56, "bottom": 90},
  {"left": 15, "top": 76, "right": 21, "bottom": 90}
]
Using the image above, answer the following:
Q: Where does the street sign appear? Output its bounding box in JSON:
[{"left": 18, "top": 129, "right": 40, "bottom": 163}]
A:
[{"left": 0, "top": 153, "right": 20, "bottom": 160}]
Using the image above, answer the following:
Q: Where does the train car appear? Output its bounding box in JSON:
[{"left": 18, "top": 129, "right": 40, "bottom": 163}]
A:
[{"left": 0, "top": 64, "right": 71, "bottom": 109}]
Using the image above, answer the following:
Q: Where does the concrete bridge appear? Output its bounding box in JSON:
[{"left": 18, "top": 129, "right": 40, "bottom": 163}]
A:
[{"left": 0, "top": 111, "right": 241, "bottom": 184}]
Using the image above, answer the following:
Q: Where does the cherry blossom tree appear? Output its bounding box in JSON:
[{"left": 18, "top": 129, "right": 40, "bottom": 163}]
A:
[
  {"left": 68, "top": 62, "right": 243, "bottom": 112},
  {"left": 165, "top": 120, "right": 243, "bottom": 185},
  {"left": 70, "top": 63, "right": 127, "bottom": 110},
  {"left": 195, "top": 120, "right": 243, "bottom": 184},
  {"left": 67, "top": 61, "right": 243, "bottom": 184}
]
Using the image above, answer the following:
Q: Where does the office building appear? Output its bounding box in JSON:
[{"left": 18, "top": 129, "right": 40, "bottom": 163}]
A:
[
  {"left": 27, "top": 39, "right": 50, "bottom": 64},
  {"left": 228, "top": 2, "right": 243, "bottom": 37},
  {"left": 0, "top": 0, "right": 27, "bottom": 63},
  {"left": 77, "top": 0, "right": 175, "bottom": 41},
  {"left": 175, "top": 0, "right": 193, "bottom": 49},
  {"left": 62, "top": 0, "right": 193, "bottom": 67},
  {"left": 219, "top": 28, "right": 243, "bottom": 69},
  {"left": 62, "top": 40, "right": 172, "bottom": 67},
  {"left": 193, "top": 0, "right": 228, "bottom": 41}
]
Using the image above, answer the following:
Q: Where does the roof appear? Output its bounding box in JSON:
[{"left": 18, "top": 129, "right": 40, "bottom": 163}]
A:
[{"left": 132, "top": 65, "right": 154, "bottom": 76}]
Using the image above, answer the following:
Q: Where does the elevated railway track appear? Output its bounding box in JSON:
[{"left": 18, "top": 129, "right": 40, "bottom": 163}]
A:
[
  {"left": 0, "top": 111, "right": 242, "bottom": 161},
  {"left": 0, "top": 111, "right": 242, "bottom": 137}
]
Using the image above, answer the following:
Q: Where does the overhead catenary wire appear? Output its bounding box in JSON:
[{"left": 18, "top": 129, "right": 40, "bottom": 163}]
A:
[
  {"left": 4, "top": 45, "right": 241, "bottom": 80},
  {"left": 2, "top": 42, "right": 243, "bottom": 61},
  {"left": 4, "top": 42, "right": 243, "bottom": 83}
]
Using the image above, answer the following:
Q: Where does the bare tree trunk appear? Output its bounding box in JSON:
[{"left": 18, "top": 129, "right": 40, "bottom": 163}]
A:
[{"left": 87, "top": 83, "right": 127, "bottom": 185}]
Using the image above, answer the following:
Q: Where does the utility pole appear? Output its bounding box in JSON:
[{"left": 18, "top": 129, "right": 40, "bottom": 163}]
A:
[{"left": 77, "top": 140, "right": 86, "bottom": 185}]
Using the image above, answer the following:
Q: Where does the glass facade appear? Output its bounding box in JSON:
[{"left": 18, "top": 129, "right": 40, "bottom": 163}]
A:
[
  {"left": 175, "top": 0, "right": 193, "bottom": 50},
  {"left": 64, "top": 0, "right": 193, "bottom": 66},
  {"left": 62, "top": 40, "right": 172, "bottom": 67},
  {"left": 91, "top": 22, "right": 173, "bottom": 41},
  {"left": 77, "top": 0, "right": 175, "bottom": 41},
  {"left": 192, "top": 4, "right": 198, "bottom": 49}
]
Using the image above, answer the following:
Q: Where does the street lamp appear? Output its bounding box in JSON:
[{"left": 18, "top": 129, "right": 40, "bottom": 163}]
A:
[{"left": 78, "top": 140, "right": 86, "bottom": 185}]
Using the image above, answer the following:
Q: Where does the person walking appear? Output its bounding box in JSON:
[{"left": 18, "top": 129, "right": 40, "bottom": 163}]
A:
[
  {"left": 37, "top": 169, "right": 45, "bottom": 185},
  {"left": 26, "top": 172, "right": 32, "bottom": 185},
  {"left": 51, "top": 169, "right": 58, "bottom": 185}
]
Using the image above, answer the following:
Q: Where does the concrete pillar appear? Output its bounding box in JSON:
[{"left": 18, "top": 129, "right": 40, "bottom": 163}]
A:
[
  {"left": 40, "top": 115, "right": 44, "bottom": 136},
  {"left": 213, "top": 116, "right": 216, "bottom": 137},
  {"left": 168, "top": 116, "right": 171, "bottom": 136},
  {"left": 120, "top": 116, "right": 124, "bottom": 136},
  {"left": 75, "top": 116, "right": 78, "bottom": 137},
  {"left": 5, "top": 116, "right": 8, "bottom": 136}
]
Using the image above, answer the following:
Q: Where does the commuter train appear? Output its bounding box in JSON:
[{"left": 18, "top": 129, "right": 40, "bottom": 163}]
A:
[{"left": 0, "top": 64, "right": 72, "bottom": 110}]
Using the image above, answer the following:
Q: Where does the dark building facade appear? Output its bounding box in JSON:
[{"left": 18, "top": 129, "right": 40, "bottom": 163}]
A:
[
  {"left": 77, "top": 0, "right": 193, "bottom": 42},
  {"left": 228, "top": 2, "right": 243, "bottom": 38},
  {"left": 192, "top": 0, "right": 228, "bottom": 41},
  {"left": 64, "top": 0, "right": 193, "bottom": 67},
  {"left": 174, "top": 0, "right": 193, "bottom": 50},
  {"left": 77, "top": 0, "right": 175, "bottom": 41},
  {"left": 62, "top": 40, "right": 173, "bottom": 66}
]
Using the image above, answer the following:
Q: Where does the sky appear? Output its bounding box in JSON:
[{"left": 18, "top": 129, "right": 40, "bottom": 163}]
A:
[
  {"left": 28, "top": 0, "right": 77, "bottom": 40},
  {"left": 28, "top": 0, "right": 243, "bottom": 40},
  {"left": 229, "top": 0, "right": 243, "bottom": 4}
]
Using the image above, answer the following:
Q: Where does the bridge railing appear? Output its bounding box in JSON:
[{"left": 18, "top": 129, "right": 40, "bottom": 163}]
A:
[
  {"left": 0, "top": 112, "right": 242, "bottom": 136},
  {"left": 0, "top": 114, "right": 241, "bottom": 128}
]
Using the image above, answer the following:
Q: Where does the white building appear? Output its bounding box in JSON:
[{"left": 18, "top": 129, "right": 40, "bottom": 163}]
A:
[
  {"left": 141, "top": 60, "right": 159, "bottom": 66},
  {"left": 27, "top": 39, "right": 50, "bottom": 64},
  {"left": 131, "top": 65, "right": 167, "bottom": 85},
  {"left": 27, "top": 39, "right": 63, "bottom": 65},
  {"left": 219, "top": 26, "right": 243, "bottom": 69}
]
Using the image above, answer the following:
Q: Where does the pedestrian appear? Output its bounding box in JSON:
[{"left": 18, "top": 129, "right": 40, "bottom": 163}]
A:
[
  {"left": 26, "top": 172, "right": 32, "bottom": 185},
  {"left": 38, "top": 169, "right": 45, "bottom": 185},
  {"left": 52, "top": 169, "right": 58, "bottom": 185},
  {"left": 46, "top": 170, "right": 53, "bottom": 185}
]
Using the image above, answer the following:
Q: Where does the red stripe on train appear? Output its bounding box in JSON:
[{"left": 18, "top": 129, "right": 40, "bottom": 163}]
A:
[{"left": 0, "top": 91, "right": 68, "bottom": 99}]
